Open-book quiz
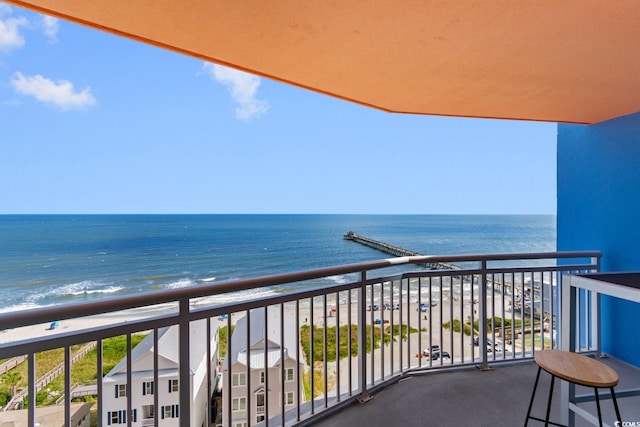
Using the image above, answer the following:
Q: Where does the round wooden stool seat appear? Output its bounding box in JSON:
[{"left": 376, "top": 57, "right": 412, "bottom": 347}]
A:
[
  {"left": 534, "top": 349, "right": 619, "bottom": 388},
  {"left": 525, "top": 350, "right": 622, "bottom": 427}
]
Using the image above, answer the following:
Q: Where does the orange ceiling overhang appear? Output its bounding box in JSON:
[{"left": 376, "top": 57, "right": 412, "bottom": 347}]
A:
[{"left": 6, "top": 0, "right": 640, "bottom": 124}]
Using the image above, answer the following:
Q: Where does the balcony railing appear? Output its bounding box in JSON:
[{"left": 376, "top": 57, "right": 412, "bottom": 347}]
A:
[
  {"left": 559, "top": 272, "right": 640, "bottom": 426},
  {"left": 0, "top": 251, "right": 600, "bottom": 427}
]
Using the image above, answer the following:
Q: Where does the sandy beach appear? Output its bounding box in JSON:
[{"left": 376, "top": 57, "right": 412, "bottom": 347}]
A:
[{"left": 0, "top": 306, "right": 179, "bottom": 346}]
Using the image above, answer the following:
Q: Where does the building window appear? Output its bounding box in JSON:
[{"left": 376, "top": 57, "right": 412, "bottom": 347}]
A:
[
  {"left": 232, "top": 397, "right": 246, "bottom": 412},
  {"left": 257, "top": 415, "right": 265, "bottom": 423},
  {"left": 115, "top": 384, "right": 126, "bottom": 398},
  {"left": 107, "top": 410, "right": 126, "bottom": 424},
  {"left": 161, "top": 404, "right": 179, "bottom": 419},
  {"left": 168, "top": 379, "right": 179, "bottom": 393},
  {"left": 142, "top": 381, "right": 154, "bottom": 395},
  {"left": 286, "top": 391, "right": 294, "bottom": 405},
  {"left": 109, "top": 411, "right": 119, "bottom": 424},
  {"left": 286, "top": 368, "right": 294, "bottom": 381},
  {"left": 259, "top": 371, "right": 265, "bottom": 384},
  {"left": 256, "top": 393, "right": 265, "bottom": 412},
  {"left": 232, "top": 422, "right": 247, "bottom": 427},
  {"left": 231, "top": 372, "right": 246, "bottom": 387}
]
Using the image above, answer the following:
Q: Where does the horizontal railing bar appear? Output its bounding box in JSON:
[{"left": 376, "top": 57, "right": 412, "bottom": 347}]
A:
[
  {"left": 0, "top": 251, "right": 600, "bottom": 331},
  {"left": 402, "top": 263, "right": 600, "bottom": 278}
]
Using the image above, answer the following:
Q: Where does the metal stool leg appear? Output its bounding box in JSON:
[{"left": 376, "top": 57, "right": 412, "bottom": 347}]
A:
[
  {"left": 610, "top": 386, "right": 622, "bottom": 425},
  {"left": 593, "top": 387, "right": 602, "bottom": 427},
  {"left": 525, "top": 366, "right": 542, "bottom": 426},
  {"left": 545, "top": 374, "right": 556, "bottom": 427}
]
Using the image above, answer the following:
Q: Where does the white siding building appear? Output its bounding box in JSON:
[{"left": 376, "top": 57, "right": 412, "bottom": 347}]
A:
[
  {"left": 103, "top": 319, "right": 219, "bottom": 427},
  {"left": 222, "top": 307, "right": 306, "bottom": 427}
]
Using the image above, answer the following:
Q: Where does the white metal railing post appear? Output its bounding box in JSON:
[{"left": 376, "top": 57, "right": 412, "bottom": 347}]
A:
[{"left": 595, "top": 292, "right": 602, "bottom": 355}]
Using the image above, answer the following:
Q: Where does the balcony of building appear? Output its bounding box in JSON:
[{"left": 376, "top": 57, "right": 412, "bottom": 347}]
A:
[{"left": 3, "top": 251, "right": 638, "bottom": 427}]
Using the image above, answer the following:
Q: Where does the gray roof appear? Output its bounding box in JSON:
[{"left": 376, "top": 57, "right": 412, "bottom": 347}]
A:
[
  {"left": 106, "top": 318, "right": 219, "bottom": 379},
  {"left": 238, "top": 347, "right": 288, "bottom": 369},
  {"left": 224, "top": 307, "right": 303, "bottom": 370}
]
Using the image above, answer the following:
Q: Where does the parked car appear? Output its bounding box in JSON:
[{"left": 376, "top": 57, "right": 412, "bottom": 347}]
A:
[
  {"left": 422, "top": 345, "right": 441, "bottom": 357},
  {"left": 417, "top": 300, "right": 438, "bottom": 312},
  {"left": 430, "top": 350, "right": 450, "bottom": 360},
  {"left": 473, "top": 337, "right": 501, "bottom": 350}
]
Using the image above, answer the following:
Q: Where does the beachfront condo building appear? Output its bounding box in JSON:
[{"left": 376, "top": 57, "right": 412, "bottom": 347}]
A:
[
  {"left": 102, "top": 320, "right": 220, "bottom": 427},
  {"left": 222, "top": 307, "right": 307, "bottom": 427}
]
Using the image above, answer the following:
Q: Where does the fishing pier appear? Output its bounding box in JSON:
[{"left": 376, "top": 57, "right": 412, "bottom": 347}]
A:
[{"left": 343, "top": 231, "right": 459, "bottom": 270}]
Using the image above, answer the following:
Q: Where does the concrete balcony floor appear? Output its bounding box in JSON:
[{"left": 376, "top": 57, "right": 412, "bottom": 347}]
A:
[{"left": 313, "top": 357, "right": 640, "bottom": 427}]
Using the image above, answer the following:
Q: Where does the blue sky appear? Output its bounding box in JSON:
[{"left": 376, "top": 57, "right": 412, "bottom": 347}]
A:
[{"left": 0, "top": 3, "right": 557, "bottom": 215}]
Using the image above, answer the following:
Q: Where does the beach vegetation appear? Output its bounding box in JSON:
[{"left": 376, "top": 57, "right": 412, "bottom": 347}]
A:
[
  {"left": 0, "top": 370, "right": 22, "bottom": 405},
  {"left": 218, "top": 325, "right": 235, "bottom": 359},
  {"left": 302, "top": 365, "right": 326, "bottom": 399},
  {"left": 0, "top": 388, "right": 11, "bottom": 406},
  {"left": 98, "top": 334, "right": 147, "bottom": 376},
  {"left": 442, "top": 319, "right": 473, "bottom": 336},
  {"left": 1, "top": 347, "right": 72, "bottom": 403},
  {"left": 385, "top": 324, "right": 420, "bottom": 341},
  {"left": 444, "top": 316, "right": 536, "bottom": 337},
  {"left": 524, "top": 333, "right": 552, "bottom": 349},
  {"left": 300, "top": 323, "right": 419, "bottom": 362},
  {"left": 300, "top": 324, "right": 363, "bottom": 362},
  {"left": 475, "top": 316, "right": 531, "bottom": 330},
  {"left": 2, "top": 334, "right": 146, "bottom": 407}
]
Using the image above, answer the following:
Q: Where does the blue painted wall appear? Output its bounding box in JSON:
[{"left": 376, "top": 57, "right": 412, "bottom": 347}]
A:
[{"left": 557, "top": 111, "right": 640, "bottom": 366}]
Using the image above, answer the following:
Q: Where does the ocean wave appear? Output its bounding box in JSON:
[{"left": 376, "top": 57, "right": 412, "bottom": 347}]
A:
[
  {"left": 166, "top": 278, "right": 194, "bottom": 289},
  {"left": 68, "top": 285, "right": 124, "bottom": 296},
  {"left": 191, "top": 287, "right": 279, "bottom": 306},
  {"left": 200, "top": 276, "right": 217, "bottom": 283},
  {"left": 0, "top": 301, "right": 55, "bottom": 314},
  {"left": 24, "top": 280, "right": 122, "bottom": 301},
  {"left": 327, "top": 275, "right": 350, "bottom": 285}
]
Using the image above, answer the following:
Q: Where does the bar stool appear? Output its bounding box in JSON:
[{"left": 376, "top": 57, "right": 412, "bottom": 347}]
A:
[{"left": 524, "top": 349, "right": 622, "bottom": 427}]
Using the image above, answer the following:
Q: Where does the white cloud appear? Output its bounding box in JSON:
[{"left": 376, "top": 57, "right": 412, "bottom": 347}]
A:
[
  {"left": 10, "top": 72, "right": 96, "bottom": 110},
  {"left": 41, "top": 15, "right": 59, "bottom": 43},
  {"left": 202, "top": 63, "right": 269, "bottom": 120},
  {"left": 0, "top": 5, "right": 29, "bottom": 51}
]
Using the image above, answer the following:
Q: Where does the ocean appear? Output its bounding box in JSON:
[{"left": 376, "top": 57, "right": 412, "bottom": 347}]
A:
[{"left": 0, "top": 214, "right": 555, "bottom": 313}]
